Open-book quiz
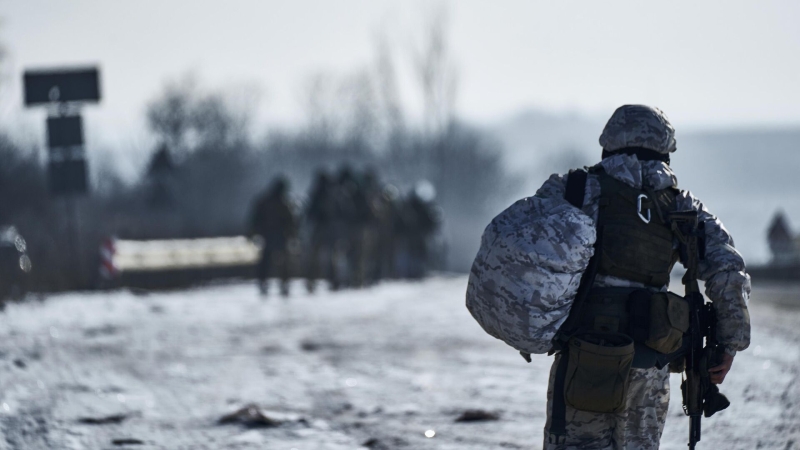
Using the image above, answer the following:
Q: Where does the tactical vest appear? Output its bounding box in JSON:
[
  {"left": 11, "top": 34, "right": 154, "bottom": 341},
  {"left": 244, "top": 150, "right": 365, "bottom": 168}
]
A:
[
  {"left": 578, "top": 168, "right": 685, "bottom": 368},
  {"left": 549, "top": 166, "right": 690, "bottom": 434},
  {"left": 594, "top": 171, "right": 679, "bottom": 286}
]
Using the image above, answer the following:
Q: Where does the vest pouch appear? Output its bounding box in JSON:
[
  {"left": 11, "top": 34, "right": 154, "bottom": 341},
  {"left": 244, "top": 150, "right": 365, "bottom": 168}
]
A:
[
  {"left": 644, "top": 292, "right": 690, "bottom": 354},
  {"left": 564, "top": 332, "right": 634, "bottom": 413}
]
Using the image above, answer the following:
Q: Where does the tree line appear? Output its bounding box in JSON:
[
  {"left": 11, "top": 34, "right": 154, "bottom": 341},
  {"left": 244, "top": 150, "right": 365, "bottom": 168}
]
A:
[{"left": 0, "top": 13, "right": 516, "bottom": 292}]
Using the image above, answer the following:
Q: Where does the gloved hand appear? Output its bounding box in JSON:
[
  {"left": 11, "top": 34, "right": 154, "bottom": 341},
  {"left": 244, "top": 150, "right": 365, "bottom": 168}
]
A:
[{"left": 708, "top": 352, "right": 734, "bottom": 384}]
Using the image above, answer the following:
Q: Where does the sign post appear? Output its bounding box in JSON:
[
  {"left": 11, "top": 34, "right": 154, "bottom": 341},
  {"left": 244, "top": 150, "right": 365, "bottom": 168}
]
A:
[
  {"left": 23, "top": 66, "right": 102, "bottom": 286},
  {"left": 24, "top": 66, "right": 100, "bottom": 196}
]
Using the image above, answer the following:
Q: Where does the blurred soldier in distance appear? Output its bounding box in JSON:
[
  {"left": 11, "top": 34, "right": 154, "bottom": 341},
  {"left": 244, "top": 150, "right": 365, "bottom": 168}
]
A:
[
  {"left": 327, "top": 165, "right": 362, "bottom": 289},
  {"left": 304, "top": 170, "right": 335, "bottom": 293},
  {"left": 349, "top": 168, "right": 378, "bottom": 287},
  {"left": 249, "top": 176, "right": 297, "bottom": 297},
  {"left": 360, "top": 168, "right": 395, "bottom": 283},
  {"left": 395, "top": 181, "right": 440, "bottom": 279},
  {"left": 374, "top": 184, "right": 401, "bottom": 280}
]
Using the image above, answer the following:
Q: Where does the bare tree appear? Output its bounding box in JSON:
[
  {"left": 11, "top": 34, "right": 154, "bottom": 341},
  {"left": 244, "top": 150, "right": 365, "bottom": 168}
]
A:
[
  {"left": 146, "top": 76, "right": 196, "bottom": 158},
  {"left": 373, "top": 32, "right": 405, "bottom": 141},
  {"left": 413, "top": 6, "right": 458, "bottom": 138},
  {"left": 146, "top": 76, "right": 253, "bottom": 159}
]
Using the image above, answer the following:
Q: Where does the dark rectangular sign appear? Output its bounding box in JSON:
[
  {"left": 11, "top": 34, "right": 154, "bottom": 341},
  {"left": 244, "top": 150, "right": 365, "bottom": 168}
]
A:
[
  {"left": 48, "top": 159, "right": 88, "bottom": 196},
  {"left": 47, "top": 115, "right": 83, "bottom": 148},
  {"left": 24, "top": 67, "right": 101, "bottom": 106}
]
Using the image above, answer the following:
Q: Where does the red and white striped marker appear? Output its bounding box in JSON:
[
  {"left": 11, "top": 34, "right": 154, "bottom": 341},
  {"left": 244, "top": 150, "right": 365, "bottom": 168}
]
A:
[{"left": 99, "top": 236, "right": 119, "bottom": 280}]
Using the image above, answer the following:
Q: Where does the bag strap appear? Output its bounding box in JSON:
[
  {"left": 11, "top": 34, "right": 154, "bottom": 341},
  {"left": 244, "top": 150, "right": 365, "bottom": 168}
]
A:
[
  {"left": 565, "top": 168, "right": 588, "bottom": 209},
  {"left": 549, "top": 168, "right": 603, "bottom": 441},
  {"left": 557, "top": 168, "right": 600, "bottom": 339}
]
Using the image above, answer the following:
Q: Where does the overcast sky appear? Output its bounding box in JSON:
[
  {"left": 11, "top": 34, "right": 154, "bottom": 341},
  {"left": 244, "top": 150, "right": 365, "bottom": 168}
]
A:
[{"left": 2, "top": 0, "right": 800, "bottom": 146}]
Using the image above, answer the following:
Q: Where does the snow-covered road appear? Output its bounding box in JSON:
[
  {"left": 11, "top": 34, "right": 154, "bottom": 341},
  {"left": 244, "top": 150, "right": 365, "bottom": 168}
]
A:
[{"left": 0, "top": 276, "right": 796, "bottom": 449}]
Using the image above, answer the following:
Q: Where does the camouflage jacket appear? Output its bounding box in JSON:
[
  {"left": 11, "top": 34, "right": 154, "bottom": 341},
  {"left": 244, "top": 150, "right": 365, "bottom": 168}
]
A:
[{"left": 536, "top": 153, "right": 751, "bottom": 354}]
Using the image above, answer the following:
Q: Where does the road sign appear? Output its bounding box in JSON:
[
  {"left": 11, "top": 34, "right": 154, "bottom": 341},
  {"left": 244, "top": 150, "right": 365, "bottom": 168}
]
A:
[
  {"left": 24, "top": 67, "right": 101, "bottom": 106},
  {"left": 47, "top": 115, "right": 83, "bottom": 148}
]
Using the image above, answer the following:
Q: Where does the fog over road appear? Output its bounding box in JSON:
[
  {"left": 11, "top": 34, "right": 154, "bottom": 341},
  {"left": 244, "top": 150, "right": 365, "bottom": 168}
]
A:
[{"left": 0, "top": 276, "right": 796, "bottom": 449}]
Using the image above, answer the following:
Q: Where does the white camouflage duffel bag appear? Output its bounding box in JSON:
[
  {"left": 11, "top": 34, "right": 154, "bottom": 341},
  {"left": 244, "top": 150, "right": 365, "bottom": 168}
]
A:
[{"left": 466, "top": 194, "right": 596, "bottom": 355}]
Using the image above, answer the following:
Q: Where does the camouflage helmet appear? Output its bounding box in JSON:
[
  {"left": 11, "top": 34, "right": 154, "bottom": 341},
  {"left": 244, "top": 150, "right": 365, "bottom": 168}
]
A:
[{"left": 599, "top": 105, "right": 676, "bottom": 154}]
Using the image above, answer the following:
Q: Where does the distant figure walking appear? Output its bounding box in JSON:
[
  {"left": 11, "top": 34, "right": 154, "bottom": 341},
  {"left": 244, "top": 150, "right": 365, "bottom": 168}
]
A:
[
  {"left": 335, "top": 166, "right": 374, "bottom": 288},
  {"left": 395, "top": 184, "right": 439, "bottom": 279},
  {"left": 360, "top": 169, "right": 393, "bottom": 284},
  {"left": 304, "top": 170, "right": 336, "bottom": 293},
  {"left": 249, "top": 177, "right": 297, "bottom": 296}
]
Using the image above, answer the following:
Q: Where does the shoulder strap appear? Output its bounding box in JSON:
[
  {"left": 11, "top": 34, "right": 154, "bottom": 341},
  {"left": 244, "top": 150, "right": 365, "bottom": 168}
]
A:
[
  {"left": 557, "top": 168, "right": 600, "bottom": 340},
  {"left": 565, "top": 169, "right": 588, "bottom": 209},
  {"left": 549, "top": 168, "right": 602, "bottom": 441}
]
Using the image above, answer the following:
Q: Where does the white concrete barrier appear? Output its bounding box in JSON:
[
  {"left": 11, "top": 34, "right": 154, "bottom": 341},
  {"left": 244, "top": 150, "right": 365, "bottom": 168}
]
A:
[{"left": 110, "top": 236, "right": 260, "bottom": 273}]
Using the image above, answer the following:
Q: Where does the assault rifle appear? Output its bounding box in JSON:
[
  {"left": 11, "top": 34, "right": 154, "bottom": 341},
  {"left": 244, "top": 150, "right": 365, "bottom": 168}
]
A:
[{"left": 669, "top": 211, "right": 730, "bottom": 450}]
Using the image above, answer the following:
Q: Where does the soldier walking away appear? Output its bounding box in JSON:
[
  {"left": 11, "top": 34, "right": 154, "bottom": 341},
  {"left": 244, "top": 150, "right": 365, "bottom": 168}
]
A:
[
  {"left": 304, "top": 170, "right": 335, "bottom": 293},
  {"left": 395, "top": 182, "right": 440, "bottom": 279},
  {"left": 467, "top": 105, "right": 751, "bottom": 450},
  {"left": 326, "top": 166, "right": 361, "bottom": 289},
  {"left": 361, "top": 169, "right": 397, "bottom": 283},
  {"left": 249, "top": 176, "right": 297, "bottom": 297},
  {"left": 349, "top": 168, "right": 379, "bottom": 286}
]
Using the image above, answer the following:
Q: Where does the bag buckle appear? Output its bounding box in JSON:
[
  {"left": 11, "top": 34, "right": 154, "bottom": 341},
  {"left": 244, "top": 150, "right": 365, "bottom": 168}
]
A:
[
  {"left": 548, "top": 433, "right": 567, "bottom": 445},
  {"left": 637, "top": 194, "right": 651, "bottom": 224}
]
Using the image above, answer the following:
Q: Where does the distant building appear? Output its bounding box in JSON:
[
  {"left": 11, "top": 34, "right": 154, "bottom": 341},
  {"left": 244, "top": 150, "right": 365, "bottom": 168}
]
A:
[{"left": 767, "top": 212, "right": 800, "bottom": 266}]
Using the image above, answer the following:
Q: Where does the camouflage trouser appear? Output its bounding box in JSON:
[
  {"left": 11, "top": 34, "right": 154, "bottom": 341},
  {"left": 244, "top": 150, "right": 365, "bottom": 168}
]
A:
[{"left": 544, "top": 354, "right": 670, "bottom": 450}]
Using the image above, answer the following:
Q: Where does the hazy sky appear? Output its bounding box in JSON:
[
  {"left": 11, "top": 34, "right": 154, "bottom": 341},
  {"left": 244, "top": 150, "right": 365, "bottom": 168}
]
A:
[{"left": 2, "top": 0, "right": 800, "bottom": 146}]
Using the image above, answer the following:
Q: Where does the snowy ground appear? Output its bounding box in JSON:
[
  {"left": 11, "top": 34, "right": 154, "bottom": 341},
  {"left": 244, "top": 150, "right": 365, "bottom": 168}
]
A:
[{"left": 0, "top": 276, "right": 797, "bottom": 449}]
